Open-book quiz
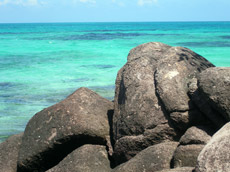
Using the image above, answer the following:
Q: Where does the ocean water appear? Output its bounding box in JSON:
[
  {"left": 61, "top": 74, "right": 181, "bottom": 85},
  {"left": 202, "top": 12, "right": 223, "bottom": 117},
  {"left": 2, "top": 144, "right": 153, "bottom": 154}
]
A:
[{"left": 0, "top": 22, "right": 230, "bottom": 142}]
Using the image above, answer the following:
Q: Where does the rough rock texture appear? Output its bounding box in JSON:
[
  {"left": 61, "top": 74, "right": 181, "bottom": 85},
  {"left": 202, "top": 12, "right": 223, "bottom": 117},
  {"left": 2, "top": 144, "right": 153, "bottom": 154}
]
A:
[
  {"left": 0, "top": 133, "right": 23, "bottom": 172},
  {"left": 172, "top": 126, "right": 213, "bottom": 168},
  {"left": 113, "top": 141, "right": 178, "bottom": 172},
  {"left": 179, "top": 126, "right": 213, "bottom": 145},
  {"left": 113, "top": 124, "right": 177, "bottom": 165},
  {"left": 113, "top": 42, "right": 214, "bottom": 164},
  {"left": 173, "top": 144, "right": 204, "bottom": 167},
  {"left": 195, "top": 122, "right": 230, "bottom": 172},
  {"left": 46, "top": 145, "right": 111, "bottom": 172},
  {"left": 190, "top": 67, "right": 230, "bottom": 129},
  {"left": 156, "top": 167, "right": 194, "bottom": 172},
  {"left": 154, "top": 47, "right": 214, "bottom": 130},
  {"left": 17, "top": 87, "right": 114, "bottom": 172}
]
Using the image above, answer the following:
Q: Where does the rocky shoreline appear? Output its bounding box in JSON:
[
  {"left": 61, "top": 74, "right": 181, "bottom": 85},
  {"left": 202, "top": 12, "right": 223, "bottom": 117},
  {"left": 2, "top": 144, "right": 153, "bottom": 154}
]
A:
[{"left": 0, "top": 42, "right": 230, "bottom": 172}]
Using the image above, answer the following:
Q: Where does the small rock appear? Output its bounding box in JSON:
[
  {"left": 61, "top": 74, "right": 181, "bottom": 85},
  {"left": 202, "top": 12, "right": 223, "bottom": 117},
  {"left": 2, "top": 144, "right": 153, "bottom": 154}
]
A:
[
  {"left": 46, "top": 144, "right": 111, "bottom": 172},
  {"left": 0, "top": 133, "right": 23, "bottom": 172},
  {"left": 179, "top": 126, "right": 213, "bottom": 145},
  {"left": 113, "top": 123, "right": 178, "bottom": 165},
  {"left": 173, "top": 144, "right": 204, "bottom": 167},
  {"left": 113, "top": 141, "right": 178, "bottom": 172}
]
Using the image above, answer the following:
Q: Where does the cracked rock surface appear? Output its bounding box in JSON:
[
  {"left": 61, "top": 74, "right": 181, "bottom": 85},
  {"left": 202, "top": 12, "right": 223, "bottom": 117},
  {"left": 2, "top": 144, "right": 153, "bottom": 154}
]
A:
[{"left": 113, "top": 42, "right": 214, "bottom": 164}]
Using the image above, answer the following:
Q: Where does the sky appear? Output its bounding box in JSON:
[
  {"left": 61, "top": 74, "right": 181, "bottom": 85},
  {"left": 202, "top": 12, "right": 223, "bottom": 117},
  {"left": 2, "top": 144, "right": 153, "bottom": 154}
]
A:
[{"left": 0, "top": 0, "right": 229, "bottom": 23}]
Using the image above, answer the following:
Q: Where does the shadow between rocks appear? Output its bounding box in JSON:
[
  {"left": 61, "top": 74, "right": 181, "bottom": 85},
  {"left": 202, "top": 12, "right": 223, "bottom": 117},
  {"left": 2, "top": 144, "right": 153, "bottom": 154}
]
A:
[
  {"left": 17, "top": 135, "right": 106, "bottom": 172},
  {"left": 107, "top": 109, "right": 117, "bottom": 168}
]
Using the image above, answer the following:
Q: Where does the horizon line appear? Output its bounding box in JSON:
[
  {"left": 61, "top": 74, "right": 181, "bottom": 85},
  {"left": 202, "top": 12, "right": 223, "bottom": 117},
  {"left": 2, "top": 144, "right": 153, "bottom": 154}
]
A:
[{"left": 0, "top": 20, "right": 230, "bottom": 24}]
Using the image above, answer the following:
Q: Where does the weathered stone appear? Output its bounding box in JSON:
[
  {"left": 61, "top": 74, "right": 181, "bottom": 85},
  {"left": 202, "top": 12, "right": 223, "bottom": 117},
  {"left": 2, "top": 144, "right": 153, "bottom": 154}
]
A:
[
  {"left": 127, "top": 42, "right": 171, "bottom": 62},
  {"left": 113, "top": 42, "right": 214, "bottom": 164},
  {"left": 113, "top": 123, "right": 178, "bottom": 165},
  {"left": 46, "top": 145, "right": 111, "bottom": 172},
  {"left": 17, "top": 87, "right": 113, "bottom": 172},
  {"left": 179, "top": 126, "right": 213, "bottom": 145},
  {"left": 114, "top": 43, "right": 170, "bottom": 139},
  {"left": 112, "top": 135, "right": 145, "bottom": 165},
  {"left": 195, "top": 122, "right": 230, "bottom": 172},
  {"left": 0, "top": 133, "right": 23, "bottom": 172},
  {"left": 156, "top": 167, "right": 194, "bottom": 172},
  {"left": 155, "top": 47, "right": 214, "bottom": 131},
  {"left": 191, "top": 67, "right": 230, "bottom": 129},
  {"left": 173, "top": 144, "right": 204, "bottom": 168},
  {"left": 113, "top": 141, "right": 178, "bottom": 172},
  {"left": 172, "top": 126, "right": 214, "bottom": 168}
]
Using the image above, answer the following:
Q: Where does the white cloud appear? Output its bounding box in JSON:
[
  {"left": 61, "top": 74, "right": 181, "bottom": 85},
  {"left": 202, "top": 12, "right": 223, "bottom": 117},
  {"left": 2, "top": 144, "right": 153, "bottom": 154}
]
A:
[
  {"left": 0, "top": 0, "right": 41, "bottom": 6},
  {"left": 137, "top": 0, "right": 157, "bottom": 6}
]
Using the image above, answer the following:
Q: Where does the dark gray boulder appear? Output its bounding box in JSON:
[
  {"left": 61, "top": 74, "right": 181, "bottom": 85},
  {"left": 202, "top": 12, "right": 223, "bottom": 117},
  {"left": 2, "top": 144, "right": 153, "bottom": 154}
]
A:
[
  {"left": 0, "top": 133, "right": 23, "bottom": 172},
  {"left": 46, "top": 144, "right": 111, "bottom": 172},
  {"left": 172, "top": 126, "right": 213, "bottom": 168},
  {"left": 173, "top": 144, "right": 204, "bottom": 168},
  {"left": 17, "top": 87, "right": 114, "bottom": 172},
  {"left": 113, "top": 141, "right": 178, "bottom": 172},
  {"left": 113, "top": 123, "right": 177, "bottom": 165},
  {"left": 190, "top": 67, "right": 230, "bottom": 129},
  {"left": 114, "top": 42, "right": 171, "bottom": 139},
  {"left": 195, "top": 122, "right": 230, "bottom": 172},
  {"left": 154, "top": 47, "right": 214, "bottom": 130},
  {"left": 179, "top": 126, "right": 213, "bottom": 145},
  {"left": 113, "top": 42, "right": 214, "bottom": 164}
]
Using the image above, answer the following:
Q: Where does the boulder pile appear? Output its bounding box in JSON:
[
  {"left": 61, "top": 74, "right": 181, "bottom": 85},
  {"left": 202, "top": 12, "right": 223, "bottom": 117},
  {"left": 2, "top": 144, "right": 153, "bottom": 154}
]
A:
[{"left": 0, "top": 42, "right": 229, "bottom": 172}]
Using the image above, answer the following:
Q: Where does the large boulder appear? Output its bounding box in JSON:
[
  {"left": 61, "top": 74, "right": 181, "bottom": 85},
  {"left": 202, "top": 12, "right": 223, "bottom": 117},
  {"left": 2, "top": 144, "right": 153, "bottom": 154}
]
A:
[
  {"left": 195, "top": 122, "right": 230, "bottom": 172},
  {"left": 113, "top": 42, "right": 214, "bottom": 164},
  {"left": 17, "top": 87, "right": 114, "bottom": 172},
  {"left": 113, "top": 141, "right": 178, "bottom": 172},
  {"left": 114, "top": 43, "right": 172, "bottom": 139},
  {"left": 190, "top": 67, "right": 230, "bottom": 129},
  {"left": 0, "top": 133, "right": 23, "bottom": 172},
  {"left": 46, "top": 144, "right": 111, "bottom": 172},
  {"left": 154, "top": 47, "right": 214, "bottom": 130}
]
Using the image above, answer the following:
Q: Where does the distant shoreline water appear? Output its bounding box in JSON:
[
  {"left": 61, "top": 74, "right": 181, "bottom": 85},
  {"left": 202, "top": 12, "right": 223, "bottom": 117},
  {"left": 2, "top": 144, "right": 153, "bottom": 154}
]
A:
[
  {"left": 1, "top": 21, "right": 230, "bottom": 24},
  {"left": 0, "top": 22, "right": 230, "bottom": 142}
]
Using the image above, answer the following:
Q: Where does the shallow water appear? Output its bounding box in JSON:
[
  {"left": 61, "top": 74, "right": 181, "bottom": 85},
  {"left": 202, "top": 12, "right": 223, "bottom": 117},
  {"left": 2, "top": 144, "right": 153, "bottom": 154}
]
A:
[{"left": 0, "top": 22, "right": 230, "bottom": 142}]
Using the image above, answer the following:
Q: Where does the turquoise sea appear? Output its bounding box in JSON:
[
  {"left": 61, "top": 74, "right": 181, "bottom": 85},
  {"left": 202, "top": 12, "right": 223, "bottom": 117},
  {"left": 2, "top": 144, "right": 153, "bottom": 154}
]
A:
[{"left": 0, "top": 22, "right": 230, "bottom": 142}]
